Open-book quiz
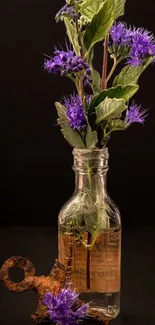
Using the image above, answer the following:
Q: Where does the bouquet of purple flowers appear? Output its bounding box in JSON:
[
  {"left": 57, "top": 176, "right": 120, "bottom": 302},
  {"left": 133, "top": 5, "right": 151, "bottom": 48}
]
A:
[{"left": 44, "top": 0, "right": 154, "bottom": 148}]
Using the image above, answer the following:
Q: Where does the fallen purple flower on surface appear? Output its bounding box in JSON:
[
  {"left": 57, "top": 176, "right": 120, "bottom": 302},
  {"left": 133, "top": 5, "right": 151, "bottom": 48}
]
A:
[{"left": 43, "top": 289, "right": 89, "bottom": 325}]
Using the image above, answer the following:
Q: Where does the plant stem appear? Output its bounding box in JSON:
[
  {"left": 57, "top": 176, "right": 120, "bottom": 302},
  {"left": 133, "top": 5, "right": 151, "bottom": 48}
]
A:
[
  {"left": 86, "top": 232, "right": 91, "bottom": 290},
  {"left": 75, "top": 19, "right": 84, "bottom": 101},
  {"left": 106, "top": 56, "right": 118, "bottom": 83},
  {"left": 85, "top": 162, "right": 92, "bottom": 290},
  {"left": 78, "top": 77, "right": 84, "bottom": 101},
  {"left": 101, "top": 34, "right": 109, "bottom": 90},
  {"left": 106, "top": 56, "right": 127, "bottom": 84},
  {"left": 66, "top": 241, "right": 73, "bottom": 284},
  {"left": 105, "top": 127, "right": 124, "bottom": 139},
  {"left": 75, "top": 19, "right": 83, "bottom": 58}
]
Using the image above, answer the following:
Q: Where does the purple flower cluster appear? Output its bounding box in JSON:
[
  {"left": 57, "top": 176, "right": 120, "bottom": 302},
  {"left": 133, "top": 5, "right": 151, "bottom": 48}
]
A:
[
  {"left": 44, "top": 49, "right": 92, "bottom": 86},
  {"left": 64, "top": 94, "right": 91, "bottom": 130},
  {"left": 43, "top": 289, "right": 89, "bottom": 325},
  {"left": 125, "top": 102, "right": 148, "bottom": 124},
  {"left": 109, "top": 23, "right": 155, "bottom": 66},
  {"left": 128, "top": 28, "right": 155, "bottom": 66},
  {"left": 55, "top": 4, "right": 80, "bottom": 22},
  {"left": 110, "top": 22, "right": 131, "bottom": 47}
]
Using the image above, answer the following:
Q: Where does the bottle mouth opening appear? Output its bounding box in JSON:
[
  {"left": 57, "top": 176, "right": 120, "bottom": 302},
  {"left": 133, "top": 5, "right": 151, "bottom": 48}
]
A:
[
  {"left": 73, "top": 147, "right": 109, "bottom": 172},
  {"left": 73, "top": 147, "right": 109, "bottom": 157}
]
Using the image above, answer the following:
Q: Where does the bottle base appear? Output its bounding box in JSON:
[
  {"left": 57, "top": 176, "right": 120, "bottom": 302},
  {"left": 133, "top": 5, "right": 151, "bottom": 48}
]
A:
[
  {"left": 79, "top": 291, "right": 120, "bottom": 319},
  {"left": 91, "top": 307, "right": 120, "bottom": 319}
]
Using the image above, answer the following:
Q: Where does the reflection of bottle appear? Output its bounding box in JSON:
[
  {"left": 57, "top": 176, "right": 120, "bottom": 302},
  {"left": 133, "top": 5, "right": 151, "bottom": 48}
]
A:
[{"left": 58, "top": 148, "right": 121, "bottom": 318}]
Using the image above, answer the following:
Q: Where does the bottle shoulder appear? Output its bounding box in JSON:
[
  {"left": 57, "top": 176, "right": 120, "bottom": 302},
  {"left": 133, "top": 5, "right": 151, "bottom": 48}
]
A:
[
  {"left": 58, "top": 192, "right": 121, "bottom": 229},
  {"left": 105, "top": 195, "right": 121, "bottom": 227}
]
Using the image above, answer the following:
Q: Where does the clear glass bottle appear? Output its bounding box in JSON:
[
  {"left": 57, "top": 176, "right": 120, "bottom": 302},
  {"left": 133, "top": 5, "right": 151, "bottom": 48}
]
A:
[{"left": 58, "top": 148, "right": 121, "bottom": 318}]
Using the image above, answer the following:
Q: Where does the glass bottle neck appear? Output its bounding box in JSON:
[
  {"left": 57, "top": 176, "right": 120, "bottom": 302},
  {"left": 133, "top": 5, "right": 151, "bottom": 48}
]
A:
[
  {"left": 74, "top": 171, "right": 107, "bottom": 193},
  {"left": 73, "top": 148, "right": 109, "bottom": 196}
]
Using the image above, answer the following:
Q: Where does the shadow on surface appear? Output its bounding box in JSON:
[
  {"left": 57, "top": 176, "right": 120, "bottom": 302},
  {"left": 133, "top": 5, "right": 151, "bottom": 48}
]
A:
[{"left": 121, "top": 314, "right": 155, "bottom": 325}]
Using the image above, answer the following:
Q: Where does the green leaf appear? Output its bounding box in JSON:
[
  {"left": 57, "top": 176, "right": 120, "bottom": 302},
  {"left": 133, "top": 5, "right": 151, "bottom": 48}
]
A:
[
  {"left": 57, "top": 119, "right": 85, "bottom": 148},
  {"left": 86, "top": 48, "right": 101, "bottom": 94},
  {"left": 55, "top": 102, "right": 69, "bottom": 122},
  {"left": 75, "top": 215, "right": 86, "bottom": 228},
  {"left": 96, "top": 97, "right": 127, "bottom": 123},
  {"left": 84, "top": 210, "right": 107, "bottom": 235},
  {"left": 91, "top": 68, "right": 101, "bottom": 95},
  {"left": 113, "top": 56, "right": 155, "bottom": 86},
  {"left": 55, "top": 115, "right": 85, "bottom": 149},
  {"left": 84, "top": 207, "right": 109, "bottom": 248},
  {"left": 83, "top": 96, "right": 89, "bottom": 113},
  {"left": 87, "top": 47, "right": 94, "bottom": 64},
  {"left": 64, "top": 17, "right": 81, "bottom": 55},
  {"left": 109, "top": 119, "right": 126, "bottom": 130},
  {"left": 83, "top": 0, "right": 114, "bottom": 53},
  {"left": 79, "top": 0, "right": 105, "bottom": 22},
  {"left": 114, "top": 0, "right": 125, "bottom": 19},
  {"left": 89, "top": 84, "right": 139, "bottom": 110},
  {"left": 88, "top": 84, "right": 137, "bottom": 128},
  {"left": 84, "top": 214, "right": 97, "bottom": 236},
  {"left": 85, "top": 123, "right": 98, "bottom": 148}
]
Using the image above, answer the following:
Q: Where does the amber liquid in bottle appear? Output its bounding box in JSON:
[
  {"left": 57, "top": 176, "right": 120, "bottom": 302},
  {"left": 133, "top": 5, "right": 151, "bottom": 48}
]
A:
[{"left": 58, "top": 226, "right": 121, "bottom": 318}]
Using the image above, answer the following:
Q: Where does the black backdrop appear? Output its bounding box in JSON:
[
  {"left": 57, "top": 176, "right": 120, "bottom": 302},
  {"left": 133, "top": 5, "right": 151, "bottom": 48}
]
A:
[{"left": 1, "top": 0, "right": 155, "bottom": 227}]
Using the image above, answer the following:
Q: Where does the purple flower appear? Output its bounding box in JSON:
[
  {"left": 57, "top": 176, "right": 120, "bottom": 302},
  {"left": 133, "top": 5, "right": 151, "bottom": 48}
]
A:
[
  {"left": 55, "top": 4, "right": 80, "bottom": 22},
  {"left": 109, "top": 23, "right": 155, "bottom": 66},
  {"left": 43, "top": 289, "right": 89, "bottom": 325},
  {"left": 128, "top": 28, "right": 155, "bottom": 66},
  {"left": 125, "top": 102, "right": 148, "bottom": 124},
  {"left": 64, "top": 95, "right": 90, "bottom": 130},
  {"left": 44, "top": 48, "right": 92, "bottom": 87},
  {"left": 110, "top": 22, "right": 131, "bottom": 47},
  {"left": 44, "top": 49, "right": 74, "bottom": 75},
  {"left": 127, "top": 56, "right": 143, "bottom": 66}
]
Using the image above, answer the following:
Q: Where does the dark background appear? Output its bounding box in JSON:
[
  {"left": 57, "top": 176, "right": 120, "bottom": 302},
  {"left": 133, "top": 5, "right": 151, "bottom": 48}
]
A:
[
  {"left": 1, "top": 0, "right": 155, "bottom": 226},
  {"left": 0, "top": 3, "right": 155, "bottom": 324}
]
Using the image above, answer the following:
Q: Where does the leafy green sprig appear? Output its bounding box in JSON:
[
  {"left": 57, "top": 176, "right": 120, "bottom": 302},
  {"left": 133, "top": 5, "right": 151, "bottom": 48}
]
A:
[{"left": 47, "top": 0, "right": 155, "bottom": 148}]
